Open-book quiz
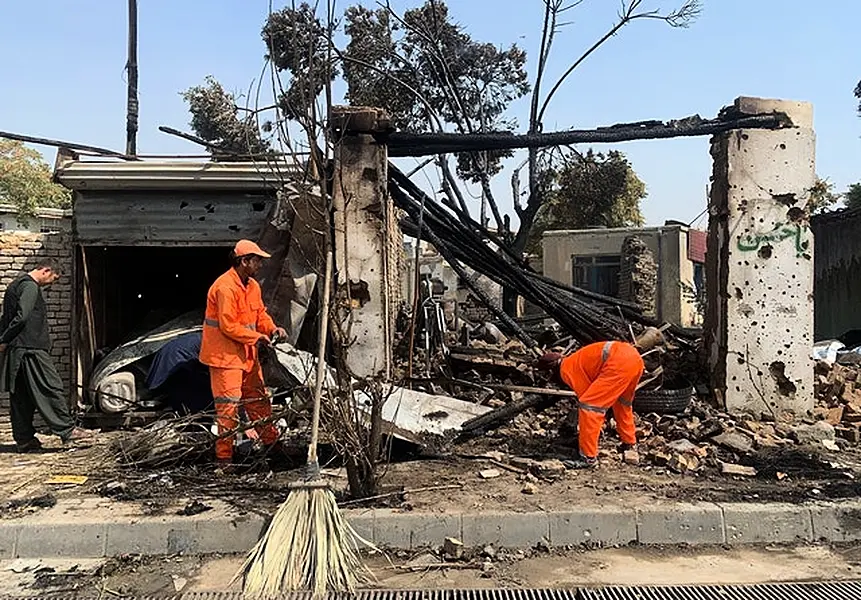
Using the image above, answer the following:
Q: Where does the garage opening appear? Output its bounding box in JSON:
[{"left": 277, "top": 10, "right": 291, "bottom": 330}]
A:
[{"left": 78, "top": 245, "right": 231, "bottom": 356}]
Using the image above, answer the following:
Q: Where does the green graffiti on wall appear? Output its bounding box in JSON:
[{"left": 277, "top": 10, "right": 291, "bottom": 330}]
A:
[{"left": 737, "top": 221, "right": 810, "bottom": 257}]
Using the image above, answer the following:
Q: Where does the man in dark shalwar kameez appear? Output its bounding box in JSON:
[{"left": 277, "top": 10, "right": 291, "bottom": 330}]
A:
[{"left": 0, "top": 258, "right": 92, "bottom": 452}]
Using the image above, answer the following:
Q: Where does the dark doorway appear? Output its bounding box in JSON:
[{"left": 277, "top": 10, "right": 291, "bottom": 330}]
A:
[{"left": 81, "top": 245, "right": 231, "bottom": 350}]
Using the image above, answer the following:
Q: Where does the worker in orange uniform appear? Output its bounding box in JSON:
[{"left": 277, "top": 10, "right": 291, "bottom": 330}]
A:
[
  {"left": 537, "top": 328, "right": 665, "bottom": 469},
  {"left": 199, "top": 239, "right": 288, "bottom": 469}
]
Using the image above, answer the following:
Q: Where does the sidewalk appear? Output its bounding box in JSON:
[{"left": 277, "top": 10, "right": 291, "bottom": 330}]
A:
[{"left": 2, "top": 496, "right": 860, "bottom": 558}]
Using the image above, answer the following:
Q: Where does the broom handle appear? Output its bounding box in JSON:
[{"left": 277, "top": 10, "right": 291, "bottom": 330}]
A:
[{"left": 307, "top": 250, "right": 333, "bottom": 466}]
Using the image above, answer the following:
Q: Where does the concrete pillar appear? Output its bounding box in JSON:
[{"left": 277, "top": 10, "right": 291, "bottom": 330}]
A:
[
  {"left": 331, "top": 106, "right": 399, "bottom": 380},
  {"left": 705, "top": 97, "right": 815, "bottom": 417}
]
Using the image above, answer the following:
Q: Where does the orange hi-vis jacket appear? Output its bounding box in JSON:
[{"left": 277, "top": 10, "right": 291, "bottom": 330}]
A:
[{"left": 199, "top": 268, "right": 277, "bottom": 372}]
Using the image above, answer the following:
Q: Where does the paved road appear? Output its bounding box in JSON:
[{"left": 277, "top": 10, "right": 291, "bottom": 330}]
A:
[{"left": 2, "top": 543, "right": 860, "bottom": 597}]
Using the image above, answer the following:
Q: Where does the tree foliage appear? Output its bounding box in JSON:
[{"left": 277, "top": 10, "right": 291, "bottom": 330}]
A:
[
  {"left": 0, "top": 139, "right": 71, "bottom": 220},
  {"left": 846, "top": 183, "right": 861, "bottom": 211},
  {"left": 855, "top": 79, "right": 861, "bottom": 116},
  {"left": 181, "top": 0, "right": 694, "bottom": 257},
  {"left": 342, "top": 1, "right": 530, "bottom": 183},
  {"left": 263, "top": 3, "right": 337, "bottom": 122},
  {"left": 527, "top": 150, "right": 646, "bottom": 253},
  {"left": 808, "top": 177, "right": 841, "bottom": 215},
  {"left": 181, "top": 76, "right": 270, "bottom": 156}
]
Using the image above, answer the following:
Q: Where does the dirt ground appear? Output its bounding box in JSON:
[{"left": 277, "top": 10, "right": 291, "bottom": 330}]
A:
[
  {"left": 2, "top": 544, "right": 861, "bottom": 597},
  {"left": 3, "top": 414, "right": 861, "bottom": 518}
]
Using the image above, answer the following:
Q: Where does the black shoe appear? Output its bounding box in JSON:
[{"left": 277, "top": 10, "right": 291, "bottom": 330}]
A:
[
  {"left": 563, "top": 456, "right": 598, "bottom": 470},
  {"left": 16, "top": 438, "right": 43, "bottom": 454}
]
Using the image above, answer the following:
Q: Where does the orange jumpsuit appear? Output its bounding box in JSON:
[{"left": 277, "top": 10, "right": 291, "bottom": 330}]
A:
[
  {"left": 199, "top": 268, "right": 279, "bottom": 460},
  {"left": 559, "top": 341, "right": 644, "bottom": 459}
]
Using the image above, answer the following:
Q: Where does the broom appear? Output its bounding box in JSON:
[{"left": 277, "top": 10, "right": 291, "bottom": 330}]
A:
[{"left": 237, "top": 251, "right": 371, "bottom": 599}]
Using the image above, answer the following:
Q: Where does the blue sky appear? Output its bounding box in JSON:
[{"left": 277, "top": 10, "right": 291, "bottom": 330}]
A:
[{"left": 1, "top": 1, "right": 858, "bottom": 228}]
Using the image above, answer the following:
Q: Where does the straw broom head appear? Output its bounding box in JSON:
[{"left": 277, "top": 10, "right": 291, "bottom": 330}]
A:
[{"left": 236, "top": 480, "right": 373, "bottom": 599}]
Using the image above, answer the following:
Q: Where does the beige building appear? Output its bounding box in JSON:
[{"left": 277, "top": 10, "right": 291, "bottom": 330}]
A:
[
  {"left": 542, "top": 223, "right": 706, "bottom": 328},
  {"left": 0, "top": 204, "right": 71, "bottom": 233}
]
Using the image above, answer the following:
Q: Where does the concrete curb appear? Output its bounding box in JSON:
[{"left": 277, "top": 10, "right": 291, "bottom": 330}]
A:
[{"left": 2, "top": 500, "right": 861, "bottom": 558}]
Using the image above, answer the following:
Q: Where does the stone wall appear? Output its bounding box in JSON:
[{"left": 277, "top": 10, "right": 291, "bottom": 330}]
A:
[
  {"left": 618, "top": 235, "right": 658, "bottom": 318},
  {"left": 0, "top": 232, "right": 74, "bottom": 405}
]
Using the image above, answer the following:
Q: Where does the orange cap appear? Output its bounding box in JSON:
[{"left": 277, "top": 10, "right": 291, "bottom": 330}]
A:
[{"left": 234, "top": 239, "right": 271, "bottom": 259}]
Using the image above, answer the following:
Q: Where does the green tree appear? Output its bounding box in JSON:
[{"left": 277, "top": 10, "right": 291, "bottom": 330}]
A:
[
  {"left": 263, "top": 2, "right": 337, "bottom": 123},
  {"left": 181, "top": 76, "right": 270, "bottom": 156},
  {"left": 0, "top": 139, "right": 71, "bottom": 220},
  {"left": 527, "top": 150, "right": 646, "bottom": 254},
  {"left": 181, "top": 0, "right": 696, "bottom": 255},
  {"left": 343, "top": 2, "right": 529, "bottom": 187},
  {"left": 846, "top": 182, "right": 861, "bottom": 211}
]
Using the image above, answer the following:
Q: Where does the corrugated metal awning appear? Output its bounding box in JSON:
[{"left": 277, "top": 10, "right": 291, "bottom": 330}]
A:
[
  {"left": 56, "top": 159, "right": 304, "bottom": 191},
  {"left": 73, "top": 190, "right": 275, "bottom": 246}
]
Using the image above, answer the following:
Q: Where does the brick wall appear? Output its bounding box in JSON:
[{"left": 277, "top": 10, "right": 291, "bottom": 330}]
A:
[{"left": 0, "top": 231, "right": 74, "bottom": 406}]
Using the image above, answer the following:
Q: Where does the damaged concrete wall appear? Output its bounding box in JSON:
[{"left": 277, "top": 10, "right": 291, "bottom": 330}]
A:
[
  {"left": 811, "top": 209, "right": 861, "bottom": 340},
  {"left": 332, "top": 106, "right": 400, "bottom": 380},
  {"left": 0, "top": 232, "right": 73, "bottom": 406},
  {"left": 706, "top": 97, "right": 815, "bottom": 416}
]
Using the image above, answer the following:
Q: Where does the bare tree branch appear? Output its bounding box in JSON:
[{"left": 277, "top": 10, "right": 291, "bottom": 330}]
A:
[
  {"left": 537, "top": 0, "right": 701, "bottom": 124},
  {"left": 511, "top": 157, "right": 529, "bottom": 215},
  {"left": 438, "top": 155, "right": 470, "bottom": 216}
]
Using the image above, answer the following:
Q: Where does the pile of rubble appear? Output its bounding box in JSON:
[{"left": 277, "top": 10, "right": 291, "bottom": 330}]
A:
[
  {"left": 813, "top": 359, "right": 861, "bottom": 442},
  {"left": 400, "top": 303, "right": 860, "bottom": 485},
  {"left": 483, "top": 387, "right": 852, "bottom": 481}
]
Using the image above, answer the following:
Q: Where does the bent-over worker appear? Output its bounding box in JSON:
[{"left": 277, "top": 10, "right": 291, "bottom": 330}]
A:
[
  {"left": 199, "top": 240, "right": 288, "bottom": 467},
  {"left": 537, "top": 327, "right": 665, "bottom": 469},
  {"left": 0, "top": 258, "right": 92, "bottom": 452}
]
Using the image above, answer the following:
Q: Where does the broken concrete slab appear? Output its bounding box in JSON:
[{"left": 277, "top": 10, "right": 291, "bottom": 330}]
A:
[
  {"left": 667, "top": 439, "right": 699, "bottom": 454},
  {"left": 793, "top": 422, "right": 836, "bottom": 445},
  {"left": 721, "top": 463, "right": 758, "bottom": 477},
  {"left": 372, "top": 386, "right": 491, "bottom": 438},
  {"left": 712, "top": 429, "right": 755, "bottom": 455},
  {"left": 479, "top": 469, "right": 502, "bottom": 480}
]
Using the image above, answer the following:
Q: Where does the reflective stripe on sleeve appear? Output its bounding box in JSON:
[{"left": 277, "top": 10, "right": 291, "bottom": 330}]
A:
[{"left": 204, "top": 318, "right": 256, "bottom": 331}]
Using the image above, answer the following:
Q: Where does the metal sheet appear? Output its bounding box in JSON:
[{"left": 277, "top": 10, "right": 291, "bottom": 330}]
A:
[
  {"left": 74, "top": 190, "right": 275, "bottom": 245},
  {"left": 271, "top": 345, "right": 491, "bottom": 438}
]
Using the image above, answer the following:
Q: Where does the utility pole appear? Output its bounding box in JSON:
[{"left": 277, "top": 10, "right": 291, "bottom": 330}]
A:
[{"left": 125, "top": 0, "right": 139, "bottom": 155}]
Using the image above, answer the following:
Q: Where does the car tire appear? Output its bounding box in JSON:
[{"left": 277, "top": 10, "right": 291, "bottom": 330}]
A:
[{"left": 633, "top": 386, "right": 694, "bottom": 415}]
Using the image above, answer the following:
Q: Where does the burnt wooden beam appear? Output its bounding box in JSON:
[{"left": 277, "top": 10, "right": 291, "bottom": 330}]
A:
[{"left": 383, "top": 113, "right": 790, "bottom": 157}]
